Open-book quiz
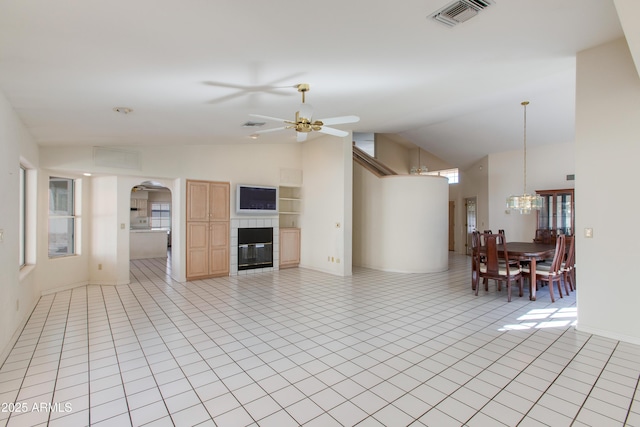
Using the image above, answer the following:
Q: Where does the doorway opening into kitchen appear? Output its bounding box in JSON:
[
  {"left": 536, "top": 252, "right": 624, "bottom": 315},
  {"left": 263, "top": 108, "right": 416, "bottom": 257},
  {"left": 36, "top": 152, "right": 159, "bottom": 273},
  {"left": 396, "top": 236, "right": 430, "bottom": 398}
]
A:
[{"left": 130, "top": 181, "right": 173, "bottom": 261}]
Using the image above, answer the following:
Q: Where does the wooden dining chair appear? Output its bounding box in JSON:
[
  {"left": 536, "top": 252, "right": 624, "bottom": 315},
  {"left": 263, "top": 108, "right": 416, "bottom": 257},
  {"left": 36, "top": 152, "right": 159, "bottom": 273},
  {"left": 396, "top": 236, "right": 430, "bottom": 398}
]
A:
[
  {"left": 476, "top": 233, "right": 523, "bottom": 302},
  {"left": 561, "top": 235, "right": 576, "bottom": 293},
  {"left": 523, "top": 234, "right": 565, "bottom": 302},
  {"left": 471, "top": 230, "right": 481, "bottom": 291}
]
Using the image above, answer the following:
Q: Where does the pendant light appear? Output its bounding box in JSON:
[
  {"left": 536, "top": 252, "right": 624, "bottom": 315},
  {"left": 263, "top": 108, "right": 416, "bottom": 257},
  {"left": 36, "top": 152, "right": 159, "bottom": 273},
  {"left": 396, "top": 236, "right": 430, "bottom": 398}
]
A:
[
  {"left": 411, "top": 148, "right": 428, "bottom": 175},
  {"left": 506, "top": 101, "right": 543, "bottom": 214}
]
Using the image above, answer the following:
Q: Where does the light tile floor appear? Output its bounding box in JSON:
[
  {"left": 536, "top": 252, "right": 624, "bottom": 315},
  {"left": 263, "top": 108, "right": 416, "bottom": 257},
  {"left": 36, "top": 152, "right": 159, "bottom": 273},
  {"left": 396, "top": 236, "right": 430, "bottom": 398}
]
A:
[{"left": 1, "top": 253, "right": 639, "bottom": 426}]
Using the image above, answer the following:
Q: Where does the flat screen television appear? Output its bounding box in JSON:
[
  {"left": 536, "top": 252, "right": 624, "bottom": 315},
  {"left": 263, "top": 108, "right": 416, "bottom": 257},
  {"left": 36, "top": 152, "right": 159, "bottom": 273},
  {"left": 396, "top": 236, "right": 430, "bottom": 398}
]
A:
[{"left": 236, "top": 184, "right": 278, "bottom": 214}]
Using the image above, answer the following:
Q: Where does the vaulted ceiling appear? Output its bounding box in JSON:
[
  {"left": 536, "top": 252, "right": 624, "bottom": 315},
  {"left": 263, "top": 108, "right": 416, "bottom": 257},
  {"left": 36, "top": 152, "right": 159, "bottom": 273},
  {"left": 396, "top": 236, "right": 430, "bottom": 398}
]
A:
[{"left": 0, "top": 0, "right": 628, "bottom": 169}]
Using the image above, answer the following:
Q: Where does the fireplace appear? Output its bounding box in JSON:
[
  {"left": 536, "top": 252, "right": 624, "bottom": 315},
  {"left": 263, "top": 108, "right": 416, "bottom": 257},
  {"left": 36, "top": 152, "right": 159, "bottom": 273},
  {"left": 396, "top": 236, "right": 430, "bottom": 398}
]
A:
[{"left": 238, "top": 227, "right": 273, "bottom": 271}]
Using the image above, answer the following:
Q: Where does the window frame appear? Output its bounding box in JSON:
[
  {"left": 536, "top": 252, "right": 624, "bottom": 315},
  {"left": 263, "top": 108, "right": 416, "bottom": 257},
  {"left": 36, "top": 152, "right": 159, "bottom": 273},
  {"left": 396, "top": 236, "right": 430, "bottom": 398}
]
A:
[
  {"left": 48, "top": 176, "right": 78, "bottom": 258},
  {"left": 150, "top": 202, "right": 171, "bottom": 229},
  {"left": 426, "top": 168, "right": 459, "bottom": 184},
  {"left": 19, "top": 166, "right": 26, "bottom": 267}
]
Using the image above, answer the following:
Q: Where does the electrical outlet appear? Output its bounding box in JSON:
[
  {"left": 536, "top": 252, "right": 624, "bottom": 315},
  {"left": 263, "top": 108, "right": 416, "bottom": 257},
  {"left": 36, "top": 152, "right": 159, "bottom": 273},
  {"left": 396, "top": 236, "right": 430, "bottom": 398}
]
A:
[
  {"left": 584, "top": 228, "right": 593, "bottom": 238},
  {"left": 0, "top": 229, "right": 4, "bottom": 242},
  {"left": 98, "top": 263, "right": 103, "bottom": 270},
  {"left": 336, "top": 258, "right": 340, "bottom": 264}
]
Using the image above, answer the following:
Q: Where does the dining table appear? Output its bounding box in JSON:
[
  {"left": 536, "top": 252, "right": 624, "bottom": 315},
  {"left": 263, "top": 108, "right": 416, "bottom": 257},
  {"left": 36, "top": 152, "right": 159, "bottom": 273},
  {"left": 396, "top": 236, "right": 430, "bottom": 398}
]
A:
[{"left": 476, "top": 241, "right": 556, "bottom": 301}]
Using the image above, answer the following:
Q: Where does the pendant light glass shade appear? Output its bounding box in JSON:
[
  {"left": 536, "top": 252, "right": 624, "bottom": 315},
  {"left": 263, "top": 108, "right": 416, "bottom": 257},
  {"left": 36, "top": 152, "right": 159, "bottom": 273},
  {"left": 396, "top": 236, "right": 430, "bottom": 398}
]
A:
[
  {"left": 411, "top": 148, "right": 429, "bottom": 175},
  {"left": 507, "top": 101, "right": 543, "bottom": 214},
  {"left": 506, "top": 193, "right": 543, "bottom": 214}
]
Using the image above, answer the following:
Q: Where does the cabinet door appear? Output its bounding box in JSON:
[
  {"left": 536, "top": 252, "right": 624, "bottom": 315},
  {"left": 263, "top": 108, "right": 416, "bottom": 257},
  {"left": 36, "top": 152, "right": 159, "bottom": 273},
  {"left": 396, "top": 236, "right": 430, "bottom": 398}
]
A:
[
  {"left": 280, "top": 228, "right": 300, "bottom": 268},
  {"left": 209, "top": 222, "right": 229, "bottom": 276},
  {"left": 137, "top": 199, "right": 148, "bottom": 217},
  {"left": 536, "top": 189, "right": 574, "bottom": 236},
  {"left": 209, "top": 182, "right": 230, "bottom": 221},
  {"left": 187, "top": 180, "right": 210, "bottom": 222},
  {"left": 186, "top": 222, "right": 209, "bottom": 278}
]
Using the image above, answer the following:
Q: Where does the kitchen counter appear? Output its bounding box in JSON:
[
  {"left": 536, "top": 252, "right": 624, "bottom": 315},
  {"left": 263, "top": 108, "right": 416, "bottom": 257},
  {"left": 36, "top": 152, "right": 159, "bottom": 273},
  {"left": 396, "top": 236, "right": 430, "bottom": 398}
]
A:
[{"left": 130, "top": 229, "right": 169, "bottom": 259}]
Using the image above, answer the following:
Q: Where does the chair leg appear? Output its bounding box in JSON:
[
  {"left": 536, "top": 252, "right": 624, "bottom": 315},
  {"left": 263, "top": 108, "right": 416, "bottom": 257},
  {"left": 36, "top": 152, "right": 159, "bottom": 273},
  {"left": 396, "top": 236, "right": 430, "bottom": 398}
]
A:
[
  {"left": 518, "top": 277, "right": 523, "bottom": 298},
  {"left": 562, "top": 271, "right": 571, "bottom": 295},
  {"left": 556, "top": 278, "right": 564, "bottom": 299},
  {"left": 506, "top": 281, "right": 511, "bottom": 302},
  {"left": 547, "top": 279, "right": 555, "bottom": 303},
  {"left": 569, "top": 268, "right": 575, "bottom": 291}
]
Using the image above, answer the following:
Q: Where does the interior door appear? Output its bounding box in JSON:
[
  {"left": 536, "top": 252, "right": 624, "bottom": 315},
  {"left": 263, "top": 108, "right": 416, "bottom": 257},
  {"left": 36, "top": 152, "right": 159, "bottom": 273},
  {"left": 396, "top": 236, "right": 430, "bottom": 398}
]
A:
[
  {"left": 449, "top": 201, "right": 455, "bottom": 251},
  {"left": 465, "top": 197, "right": 477, "bottom": 256}
]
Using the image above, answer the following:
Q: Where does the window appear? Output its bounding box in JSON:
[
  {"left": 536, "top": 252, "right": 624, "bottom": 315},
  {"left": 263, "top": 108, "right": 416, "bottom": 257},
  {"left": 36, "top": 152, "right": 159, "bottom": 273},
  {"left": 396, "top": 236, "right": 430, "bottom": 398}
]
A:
[
  {"left": 353, "top": 132, "right": 375, "bottom": 157},
  {"left": 48, "top": 177, "right": 76, "bottom": 257},
  {"left": 150, "top": 202, "right": 171, "bottom": 229},
  {"left": 426, "top": 168, "right": 459, "bottom": 184},
  {"left": 19, "top": 166, "right": 26, "bottom": 267}
]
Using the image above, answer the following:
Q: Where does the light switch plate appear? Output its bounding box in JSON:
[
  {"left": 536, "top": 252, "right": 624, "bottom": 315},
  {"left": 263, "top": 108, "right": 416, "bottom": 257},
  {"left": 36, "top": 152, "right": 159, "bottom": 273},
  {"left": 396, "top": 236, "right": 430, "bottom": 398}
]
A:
[
  {"left": 0, "top": 229, "right": 3, "bottom": 242},
  {"left": 584, "top": 228, "right": 593, "bottom": 238}
]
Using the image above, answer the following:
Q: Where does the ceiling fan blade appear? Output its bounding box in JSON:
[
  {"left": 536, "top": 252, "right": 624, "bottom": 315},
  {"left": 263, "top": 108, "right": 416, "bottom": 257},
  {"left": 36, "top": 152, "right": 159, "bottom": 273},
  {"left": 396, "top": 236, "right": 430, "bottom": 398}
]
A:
[
  {"left": 319, "top": 115, "right": 360, "bottom": 126},
  {"left": 255, "top": 126, "right": 287, "bottom": 135},
  {"left": 318, "top": 126, "right": 349, "bottom": 137},
  {"left": 249, "top": 114, "right": 290, "bottom": 124},
  {"left": 203, "top": 81, "right": 297, "bottom": 92},
  {"left": 297, "top": 132, "right": 308, "bottom": 142}
]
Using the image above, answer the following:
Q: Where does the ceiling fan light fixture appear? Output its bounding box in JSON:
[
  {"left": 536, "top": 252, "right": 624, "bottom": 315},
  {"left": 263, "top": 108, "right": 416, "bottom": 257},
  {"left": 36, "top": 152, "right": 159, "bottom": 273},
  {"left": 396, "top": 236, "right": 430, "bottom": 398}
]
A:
[
  {"left": 248, "top": 83, "right": 359, "bottom": 140},
  {"left": 297, "top": 103, "right": 314, "bottom": 122}
]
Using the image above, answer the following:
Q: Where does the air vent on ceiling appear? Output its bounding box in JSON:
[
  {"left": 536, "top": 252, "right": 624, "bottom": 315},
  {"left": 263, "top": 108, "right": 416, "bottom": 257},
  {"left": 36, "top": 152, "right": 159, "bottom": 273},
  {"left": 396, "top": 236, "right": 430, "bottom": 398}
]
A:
[
  {"left": 430, "top": 0, "right": 494, "bottom": 27},
  {"left": 242, "top": 121, "right": 266, "bottom": 127}
]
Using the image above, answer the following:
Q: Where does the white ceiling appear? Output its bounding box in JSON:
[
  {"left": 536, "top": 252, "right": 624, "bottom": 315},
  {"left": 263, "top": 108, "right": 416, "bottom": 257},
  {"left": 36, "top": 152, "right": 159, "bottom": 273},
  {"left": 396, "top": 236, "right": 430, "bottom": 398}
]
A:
[{"left": 0, "top": 0, "right": 626, "bottom": 169}]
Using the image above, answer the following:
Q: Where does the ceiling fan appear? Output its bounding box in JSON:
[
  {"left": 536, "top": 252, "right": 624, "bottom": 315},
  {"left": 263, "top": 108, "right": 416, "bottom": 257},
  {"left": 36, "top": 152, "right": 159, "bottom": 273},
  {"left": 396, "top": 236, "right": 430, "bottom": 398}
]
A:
[{"left": 249, "top": 84, "right": 360, "bottom": 142}]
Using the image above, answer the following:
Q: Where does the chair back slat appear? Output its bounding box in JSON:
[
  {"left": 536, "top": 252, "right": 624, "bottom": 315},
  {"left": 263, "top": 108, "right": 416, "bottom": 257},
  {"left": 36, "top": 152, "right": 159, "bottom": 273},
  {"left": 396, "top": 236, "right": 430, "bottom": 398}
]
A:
[
  {"left": 481, "top": 233, "right": 511, "bottom": 276},
  {"left": 548, "top": 234, "right": 566, "bottom": 273},
  {"left": 564, "top": 235, "right": 575, "bottom": 268}
]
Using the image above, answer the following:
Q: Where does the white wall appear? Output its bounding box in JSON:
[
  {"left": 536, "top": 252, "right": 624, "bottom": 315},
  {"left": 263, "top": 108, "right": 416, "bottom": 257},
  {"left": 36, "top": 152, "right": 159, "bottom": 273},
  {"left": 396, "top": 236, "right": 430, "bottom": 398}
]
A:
[
  {"left": 375, "top": 134, "right": 410, "bottom": 173},
  {"left": 353, "top": 162, "right": 449, "bottom": 273},
  {"left": 300, "top": 135, "right": 352, "bottom": 275},
  {"left": 0, "top": 90, "right": 41, "bottom": 361},
  {"left": 487, "top": 142, "right": 575, "bottom": 243},
  {"left": 90, "top": 176, "right": 120, "bottom": 285},
  {"left": 575, "top": 37, "right": 640, "bottom": 344}
]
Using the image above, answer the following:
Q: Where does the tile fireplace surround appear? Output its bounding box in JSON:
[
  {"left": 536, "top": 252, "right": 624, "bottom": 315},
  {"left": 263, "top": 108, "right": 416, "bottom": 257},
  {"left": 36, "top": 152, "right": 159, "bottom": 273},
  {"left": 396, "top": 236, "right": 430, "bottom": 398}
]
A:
[{"left": 230, "top": 218, "right": 279, "bottom": 276}]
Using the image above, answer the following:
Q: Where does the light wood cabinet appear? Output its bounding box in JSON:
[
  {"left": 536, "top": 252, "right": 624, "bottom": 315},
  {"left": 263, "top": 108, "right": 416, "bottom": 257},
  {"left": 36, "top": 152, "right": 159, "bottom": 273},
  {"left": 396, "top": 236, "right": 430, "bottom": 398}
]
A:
[
  {"left": 280, "top": 227, "right": 300, "bottom": 268},
  {"left": 186, "top": 180, "right": 230, "bottom": 279},
  {"left": 130, "top": 198, "right": 148, "bottom": 217}
]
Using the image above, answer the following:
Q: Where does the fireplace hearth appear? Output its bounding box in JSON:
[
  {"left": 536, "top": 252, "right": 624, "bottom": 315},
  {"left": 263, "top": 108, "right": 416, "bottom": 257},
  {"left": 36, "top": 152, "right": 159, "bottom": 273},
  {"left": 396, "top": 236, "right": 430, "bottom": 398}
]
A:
[{"left": 238, "top": 227, "right": 273, "bottom": 271}]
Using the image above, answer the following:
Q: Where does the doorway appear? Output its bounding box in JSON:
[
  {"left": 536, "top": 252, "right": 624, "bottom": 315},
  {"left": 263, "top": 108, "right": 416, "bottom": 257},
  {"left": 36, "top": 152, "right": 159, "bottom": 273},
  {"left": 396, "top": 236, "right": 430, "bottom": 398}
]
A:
[
  {"left": 449, "top": 201, "right": 455, "bottom": 251},
  {"left": 464, "top": 197, "right": 477, "bottom": 256},
  {"left": 130, "top": 181, "right": 172, "bottom": 260}
]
